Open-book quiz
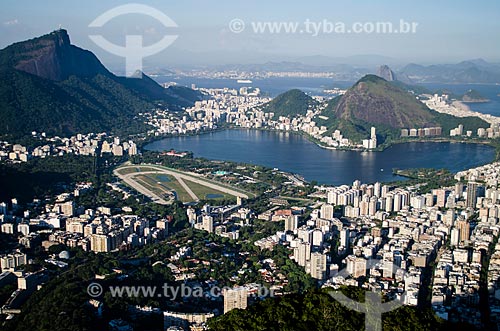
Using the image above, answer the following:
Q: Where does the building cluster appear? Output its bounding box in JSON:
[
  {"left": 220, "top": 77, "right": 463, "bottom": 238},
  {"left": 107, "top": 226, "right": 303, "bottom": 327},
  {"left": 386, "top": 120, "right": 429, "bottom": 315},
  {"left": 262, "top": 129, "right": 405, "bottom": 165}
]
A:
[
  {"left": 0, "top": 183, "right": 167, "bottom": 254},
  {"left": 362, "top": 127, "right": 378, "bottom": 149},
  {"left": 429, "top": 162, "right": 500, "bottom": 327},
  {"left": 423, "top": 93, "right": 500, "bottom": 132},
  {"left": 248, "top": 161, "right": 500, "bottom": 328},
  {"left": 100, "top": 137, "right": 138, "bottom": 157},
  {"left": 186, "top": 201, "right": 250, "bottom": 241},
  {"left": 142, "top": 85, "right": 500, "bottom": 152},
  {"left": 53, "top": 213, "right": 168, "bottom": 253},
  {"left": 0, "top": 132, "right": 138, "bottom": 163},
  {"left": 400, "top": 127, "right": 442, "bottom": 138},
  {"left": 168, "top": 69, "right": 346, "bottom": 79},
  {"left": 142, "top": 86, "right": 386, "bottom": 150},
  {"left": 142, "top": 88, "right": 271, "bottom": 135}
]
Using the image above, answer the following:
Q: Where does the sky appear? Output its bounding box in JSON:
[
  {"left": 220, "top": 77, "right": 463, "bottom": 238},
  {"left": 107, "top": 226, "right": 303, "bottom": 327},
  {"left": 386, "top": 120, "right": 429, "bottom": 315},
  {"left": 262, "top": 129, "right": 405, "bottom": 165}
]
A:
[{"left": 1, "top": 0, "right": 499, "bottom": 70}]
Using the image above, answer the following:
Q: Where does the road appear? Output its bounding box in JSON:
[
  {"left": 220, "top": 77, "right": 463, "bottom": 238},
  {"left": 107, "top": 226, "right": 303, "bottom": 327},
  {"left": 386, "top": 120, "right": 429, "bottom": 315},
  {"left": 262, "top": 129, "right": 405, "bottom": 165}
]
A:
[{"left": 175, "top": 176, "right": 199, "bottom": 201}]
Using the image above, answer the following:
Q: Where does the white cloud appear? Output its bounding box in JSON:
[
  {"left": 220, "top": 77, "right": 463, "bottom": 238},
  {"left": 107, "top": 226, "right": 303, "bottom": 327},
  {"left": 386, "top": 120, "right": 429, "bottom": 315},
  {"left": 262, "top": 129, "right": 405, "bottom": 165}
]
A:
[{"left": 3, "top": 19, "right": 19, "bottom": 26}]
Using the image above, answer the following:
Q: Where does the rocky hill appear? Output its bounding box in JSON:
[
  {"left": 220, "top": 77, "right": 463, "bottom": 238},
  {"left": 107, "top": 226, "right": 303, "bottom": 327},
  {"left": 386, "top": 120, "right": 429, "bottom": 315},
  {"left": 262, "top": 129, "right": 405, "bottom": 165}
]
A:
[
  {"left": 260, "top": 89, "right": 318, "bottom": 118},
  {"left": 331, "top": 75, "right": 436, "bottom": 128},
  {"left": 0, "top": 30, "right": 201, "bottom": 139},
  {"left": 317, "top": 75, "right": 488, "bottom": 143},
  {"left": 0, "top": 29, "right": 109, "bottom": 81}
]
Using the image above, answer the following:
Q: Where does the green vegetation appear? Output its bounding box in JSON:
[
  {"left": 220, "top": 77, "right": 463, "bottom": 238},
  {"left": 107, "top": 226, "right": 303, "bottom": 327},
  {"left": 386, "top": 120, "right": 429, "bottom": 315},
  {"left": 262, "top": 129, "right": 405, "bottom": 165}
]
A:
[
  {"left": 488, "top": 138, "right": 500, "bottom": 161},
  {"left": 135, "top": 152, "right": 286, "bottom": 196},
  {"left": 462, "top": 89, "right": 489, "bottom": 102},
  {"left": 0, "top": 65, "right": 151, "bottom": 139},
  {"left": 182, "top": 178, "right": 228, "bottom": 200},
  {"left": 0, "top": 155, "right": 96, "bottom": 203},
  {"left": 2, "top": 220, "right": 315, "bottom": 331},
  {"left": 431, "top": 112, "right": 488, "bottom": 137},
  {"left": 390, "top": 168, "right": 457, "bottom": 194},
  {"left": 261, "top": 89, "right": 318, "bottom": 118},
  {"left": 207, "top": 287, "right": 466, "bottom": 331},
  {"left": 3, "top": 250, "right": 167, "bottom": 331},
  {"left": 0, "top": 30, "right": 201, "bottom": 139},
  {"left": 317, "top": 75, "right": 489, "bottom": 144}
]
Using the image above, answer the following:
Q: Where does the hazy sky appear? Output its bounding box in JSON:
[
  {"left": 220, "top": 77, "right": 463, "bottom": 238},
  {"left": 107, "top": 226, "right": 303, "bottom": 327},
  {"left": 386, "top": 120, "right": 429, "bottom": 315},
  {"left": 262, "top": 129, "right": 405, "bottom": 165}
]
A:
[{"left": 1, "top": 0, "right": 499, "bottom": 69}]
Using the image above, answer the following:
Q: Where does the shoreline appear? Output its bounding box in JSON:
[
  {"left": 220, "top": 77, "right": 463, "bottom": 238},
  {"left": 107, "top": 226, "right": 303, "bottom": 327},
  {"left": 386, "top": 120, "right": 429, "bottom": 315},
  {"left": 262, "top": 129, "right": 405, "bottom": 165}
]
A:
[
  {"left": 142, "top": 126, "right": 498, "bottom": 158},
  {"left": 141, "top": 127, "right": 499, "bottom": 167},
  {"left": 140, "top": 127, "right": 498, "bottom": 187}
]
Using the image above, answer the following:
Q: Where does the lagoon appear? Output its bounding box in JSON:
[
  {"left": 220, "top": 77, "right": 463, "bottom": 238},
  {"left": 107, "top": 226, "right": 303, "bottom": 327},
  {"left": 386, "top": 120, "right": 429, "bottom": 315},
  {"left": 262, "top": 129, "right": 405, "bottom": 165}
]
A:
[{"left": 145, "top": 129, "right": 495, "bottom": 185}]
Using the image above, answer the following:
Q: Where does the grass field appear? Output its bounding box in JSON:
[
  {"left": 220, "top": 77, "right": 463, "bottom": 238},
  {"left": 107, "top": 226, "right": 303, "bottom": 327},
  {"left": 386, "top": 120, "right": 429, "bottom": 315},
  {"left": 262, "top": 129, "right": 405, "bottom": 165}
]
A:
[{"left": 183, "top": 179, "right": 228, "bottom": 200}]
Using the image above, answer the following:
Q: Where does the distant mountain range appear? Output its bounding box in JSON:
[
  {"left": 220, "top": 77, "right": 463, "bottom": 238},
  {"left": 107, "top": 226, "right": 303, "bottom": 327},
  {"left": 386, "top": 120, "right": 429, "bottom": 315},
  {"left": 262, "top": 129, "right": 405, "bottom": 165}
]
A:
[
  {"left": 0, "top": 30, "right": 201, "bottom": 139},
  {"left": 195, "top": 58, "right": 500, "bottom": 84},
  {"left": 397, "top": 59, "right": 500, "bottom": 84}
]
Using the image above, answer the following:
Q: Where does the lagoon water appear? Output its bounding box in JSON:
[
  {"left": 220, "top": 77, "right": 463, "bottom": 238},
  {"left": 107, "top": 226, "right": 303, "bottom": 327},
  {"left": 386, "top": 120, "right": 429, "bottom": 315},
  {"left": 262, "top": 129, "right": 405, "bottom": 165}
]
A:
[{"left": 145, "top": 129, "right": 495, "bottom": 185}]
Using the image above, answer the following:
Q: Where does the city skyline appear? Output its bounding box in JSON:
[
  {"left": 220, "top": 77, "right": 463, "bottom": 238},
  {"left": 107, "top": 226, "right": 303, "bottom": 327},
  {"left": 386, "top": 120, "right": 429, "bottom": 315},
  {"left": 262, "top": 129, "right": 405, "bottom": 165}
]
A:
[{"left": 1, "top": 2, "right": 500, "bottom": 330}]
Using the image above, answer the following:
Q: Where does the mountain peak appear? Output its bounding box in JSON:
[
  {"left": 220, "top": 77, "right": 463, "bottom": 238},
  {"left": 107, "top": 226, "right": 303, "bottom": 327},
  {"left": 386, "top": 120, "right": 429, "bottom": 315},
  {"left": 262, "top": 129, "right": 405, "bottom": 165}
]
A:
[
  {"left": 47, "top": 29, "right": 71, "bottom": 46},
  {"left": 330, "top": 74, "right": 436, "bottom": 132},
  {"left": 0, "top": 29, "right": 109, "bottom": 81},
  {"left": 376, "top": 65, "right": 395, "bottom": 81},
  {"left": 261, "top": 89, "right": 318, "bottom": 118},
  {"left": 358, "top": 74, "right": 387, "bottom": 84}
]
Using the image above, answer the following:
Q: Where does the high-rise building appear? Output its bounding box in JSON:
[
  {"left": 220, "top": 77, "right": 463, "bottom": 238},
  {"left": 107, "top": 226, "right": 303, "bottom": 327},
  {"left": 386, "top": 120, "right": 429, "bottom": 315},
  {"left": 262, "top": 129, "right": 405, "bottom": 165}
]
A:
[
  {"left": 327, "top": 191, "right": 338, "bottom": 205},
  {"left": 368, "top": 198, "right": 378, "bottom": 216},
  {"left": 312, "top": 229, "right": 324, "bottom": 246},
  {"left": 297, "top": 228, "right": 312, "bottom": 243},
  {"left": 450, "top": 228, "right": 460, "bottom": 246},
  {"left": 186, "top": 208, "right": 197, "bottom": 226},
  {"left": 0, "top": 202, "right": 7, "bottom": 215},
  {"left": 456, "top": 219, "right": 470, "bottom": 242},
  {"left": 347, "top": 256, "right": 367, "bottom": 278},
  {"left": 425, "top": 193, "right": 434, "bottom": 207},
  {"left": 1, "top": 252, "right": 27, "bottom": 271},
  {"left": 310, "top": 252, "right": 327, "bottom": 280},
  {"left": 295, "top": 241, "right": 311, "bottom": 267},
  {"left": 340, "top": 229, "right": 350, "bottom": 248},
  {"left": 202, "top": 215, "right": 214, "bottom": 233},
  {"left": 320, "top": 204, "right": 334, "bottom": 220},
  {"left": 381, "top": 185, "right": 390, "bottom": 198},
  {"left": 373, "top": 182, "right": 381, "bottom": 197},
  {"left": 385, "top": 195, "right": 393, "bottom": 212},
  {"left": 17, "top": 223, "right": 30, "bottom": 236},
  {"left": 90, "top": 234, "right": 111, "bottom": 252},
  {"left": 61, "top": 201, "right": 74, "bottom": 217},
  {"left": 223, "top": 288, "right": 248, "bottom": 314},
  {"left": 285, "top": 216, "right": 298, "bottom": 232},
  {"left": 455, "top": 182, "right": 464, "bottom": 197},
  {"left": 359, "top": 201, "right": 369, "bottom": 216},
  {"left": 128, "top": 142, "right": 138, "bottom": 156},
  {"left": 393, "top": 194, "right": 402, "bottom": 212},
  {"left": 435, "top": 189, "right": 448, "bottom": 207},
  {"left": 466, "top": 182, "right": 478, "bottom": 209}
]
